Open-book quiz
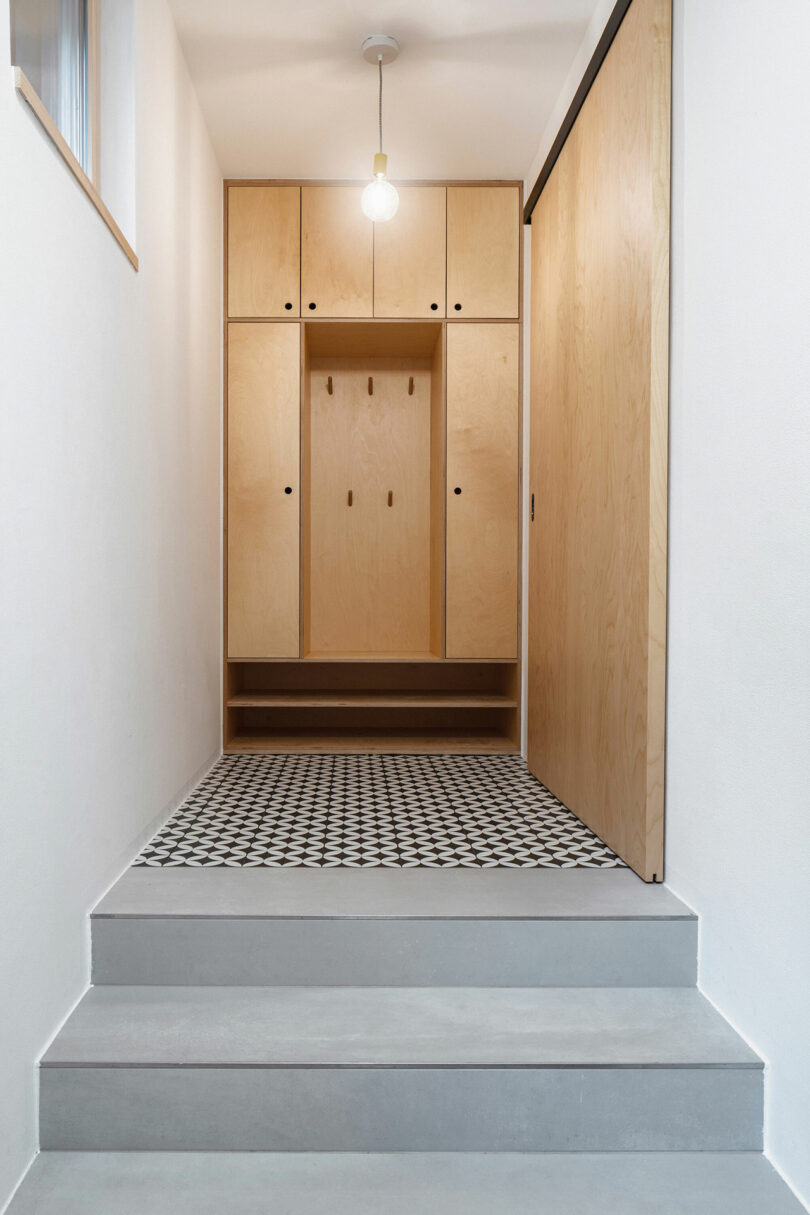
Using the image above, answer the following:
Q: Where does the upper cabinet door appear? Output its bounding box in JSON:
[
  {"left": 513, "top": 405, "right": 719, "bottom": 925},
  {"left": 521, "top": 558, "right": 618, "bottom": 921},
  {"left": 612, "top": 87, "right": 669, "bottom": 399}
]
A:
[
  {"left": 447, "top": 186, "right": 520, "bottom": 318},
  {"left": 227, "top": 186, "right": 300, "bottom": 318},
  {"left": 374, "top": 186, "right": 446, "bottom": 318},
  {"left": 446, "top": 323, "right": 520, "bottom": 659},
  {"left": 301, "top": 186, "right": 373, "bottom": 318}
]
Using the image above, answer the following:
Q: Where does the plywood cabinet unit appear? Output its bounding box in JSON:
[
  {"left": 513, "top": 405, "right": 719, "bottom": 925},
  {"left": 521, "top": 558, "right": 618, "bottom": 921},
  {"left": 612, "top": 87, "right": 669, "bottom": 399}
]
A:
[
  {"left": 301, "top": 186, "right": 373, "bottom": 317},
  {"left": 228, "top": 182, "right": 520, "bottom": 321},
  {"left": 223, "top": 181, "right": 522, "bottom": 754},
  {"left": 447, "top": 186, "right": 520, "bottom": 318},
  {"left": 373, "top": 186, "right": 447, "bottom": 318},
  {"left": 227, "top": 186, "right": 300, "bottom": 318},
  {"left": 227, "top": 323, "right": 301, "bottom": 659},
  {"left": 446, "top": 323, "right": 520, "bottom": 659}
]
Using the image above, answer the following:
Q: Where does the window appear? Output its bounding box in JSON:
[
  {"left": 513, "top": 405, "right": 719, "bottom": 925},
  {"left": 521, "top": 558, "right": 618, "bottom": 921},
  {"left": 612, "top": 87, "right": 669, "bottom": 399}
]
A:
[
  {"left": 11, "top": 0, "right": 137, "bottom": 267},
  {"left": 11, "top": 0, "right": 96, "bottom": 177}
]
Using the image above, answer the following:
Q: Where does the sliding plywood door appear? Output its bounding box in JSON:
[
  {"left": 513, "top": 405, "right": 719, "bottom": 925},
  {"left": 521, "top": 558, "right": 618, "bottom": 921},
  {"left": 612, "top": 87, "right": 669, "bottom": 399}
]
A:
[
  {"left": 446, "top": 323, "right": 519, "bottom": 659},
  {"left": 227, "top": 323, "right": 300, "bottom": 658},
  {"left": 527, "top": 0, "right": 671, "bottom": 880}
]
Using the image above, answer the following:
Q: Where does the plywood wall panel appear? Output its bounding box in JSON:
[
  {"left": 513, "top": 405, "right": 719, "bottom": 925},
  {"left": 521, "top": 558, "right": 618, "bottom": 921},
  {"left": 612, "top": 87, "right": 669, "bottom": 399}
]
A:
[{"left": 307, "top": 358, "right": 433, "bottom": 655}]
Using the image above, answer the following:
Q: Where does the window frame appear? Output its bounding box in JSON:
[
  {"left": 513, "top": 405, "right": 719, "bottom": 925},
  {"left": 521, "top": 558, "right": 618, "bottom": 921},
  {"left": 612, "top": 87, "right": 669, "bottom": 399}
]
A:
[{"left": 11, "top": 0, "right": 137, "bottom": 269}]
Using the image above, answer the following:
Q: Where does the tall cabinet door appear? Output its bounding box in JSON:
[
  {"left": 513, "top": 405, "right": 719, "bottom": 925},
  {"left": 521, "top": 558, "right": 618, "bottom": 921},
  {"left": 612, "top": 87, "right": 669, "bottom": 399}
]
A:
[
  {"left": 447, "top": 186, "right": 520, "bottom": 318},
  {"left": 446, "top": 323, "right": 519, "bottom": 658},
  {"left": 374, "top": 186, "right": 446, "bottom": 317},
  {"left": 227, "top": 186, "right": 300, "bottom": 318},
  {"left": 301, "top": 187, "right": 373, "bottom": 318},
  {"left": 227, "top": 323, "right": 300, "bottom": 658}
]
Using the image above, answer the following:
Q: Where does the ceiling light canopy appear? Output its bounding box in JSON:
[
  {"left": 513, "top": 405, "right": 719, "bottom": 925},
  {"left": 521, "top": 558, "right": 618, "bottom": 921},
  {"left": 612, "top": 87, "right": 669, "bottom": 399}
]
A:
[{"left": 360, "top": 34, "right": 400, "bottom": 223}]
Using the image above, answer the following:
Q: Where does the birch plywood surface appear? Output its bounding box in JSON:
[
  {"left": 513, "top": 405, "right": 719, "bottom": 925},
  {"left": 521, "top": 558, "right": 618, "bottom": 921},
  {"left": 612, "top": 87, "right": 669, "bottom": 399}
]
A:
[
  {"left": 301, "top": 187, "right": 373, "bottom": 317},
  {"left": 527, "top": 0, "right": 671, "bottom": 880},
  {"left": 374, "top": 187, "right": 447, "bottom": 318},
  {"left": 307, "top": 359, "right": 433, "bottom": 655},
  {"left": 227, "top": 186, "right": 300, "bottom": 317},
  {"left": 446, "top": 324, "right": 519, "bottom": 659},
  {"left": 447, "top": 186, "right": 520, "bottom": 318},
  {"left": 227, "top": 323, "right": 301, "bottom": 658}
]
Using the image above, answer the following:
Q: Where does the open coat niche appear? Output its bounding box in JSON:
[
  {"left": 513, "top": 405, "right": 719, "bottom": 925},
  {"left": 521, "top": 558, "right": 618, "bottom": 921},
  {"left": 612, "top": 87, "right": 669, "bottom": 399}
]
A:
[
  {"left": 303, "top": 323, "right": 444, "bottom": 660},
  {"left": 223, "top": 179, "right": 522, "bottom": 754}
]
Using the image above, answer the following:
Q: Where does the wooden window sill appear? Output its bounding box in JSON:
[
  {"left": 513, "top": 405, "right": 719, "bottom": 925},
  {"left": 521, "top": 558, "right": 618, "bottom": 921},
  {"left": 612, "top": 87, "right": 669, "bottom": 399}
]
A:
[{"left": 13, "top": 67, "right": 138, "bottom": 270}]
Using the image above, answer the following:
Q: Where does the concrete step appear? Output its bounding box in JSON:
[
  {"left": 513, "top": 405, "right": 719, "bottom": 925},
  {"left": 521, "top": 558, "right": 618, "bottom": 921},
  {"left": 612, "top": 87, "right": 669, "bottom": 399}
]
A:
[
  {"left": 9, "top": 1152, "right": 804, "bottom": 1214},
  {"left": 40, "top": 985, "right": 762, "bottom": 1151},
  {"left": 92, "top": 868, "right": 697, "bottom": 986}
]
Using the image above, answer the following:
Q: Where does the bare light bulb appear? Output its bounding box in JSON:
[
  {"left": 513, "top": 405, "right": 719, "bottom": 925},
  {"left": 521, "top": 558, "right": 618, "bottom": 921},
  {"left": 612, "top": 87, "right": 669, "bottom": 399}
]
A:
[{"left": 361, "top": 152, "right": 399, "bottom": 222}]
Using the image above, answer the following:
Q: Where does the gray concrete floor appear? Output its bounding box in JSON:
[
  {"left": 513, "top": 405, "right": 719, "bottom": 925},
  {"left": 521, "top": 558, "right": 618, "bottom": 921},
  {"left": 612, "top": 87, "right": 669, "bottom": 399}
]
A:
[
  {"left": 96, "top": 865, "right": 692, "bottom": 918},
  {"left": 43, "top": 984, "right": 758, "bottom": 1067},
  {"left": 9, "top": 1152, "right": 806, "bottom": 1214}
]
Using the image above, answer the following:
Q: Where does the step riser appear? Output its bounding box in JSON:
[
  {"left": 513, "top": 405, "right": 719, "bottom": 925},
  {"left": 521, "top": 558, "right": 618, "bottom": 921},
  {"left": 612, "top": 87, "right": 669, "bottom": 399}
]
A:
[
  {"left": 40, "top": 1066, "right": 762, "bottom": 1152},
  {"left": 91, "top": 918, "right": 697, "bottom": 986}
]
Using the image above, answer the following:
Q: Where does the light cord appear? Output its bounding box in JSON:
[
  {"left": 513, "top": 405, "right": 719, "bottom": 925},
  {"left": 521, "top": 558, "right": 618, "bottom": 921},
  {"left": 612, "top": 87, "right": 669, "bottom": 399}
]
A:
[{"left": 378, "top": 54, "right": 383, "bottom": 154}]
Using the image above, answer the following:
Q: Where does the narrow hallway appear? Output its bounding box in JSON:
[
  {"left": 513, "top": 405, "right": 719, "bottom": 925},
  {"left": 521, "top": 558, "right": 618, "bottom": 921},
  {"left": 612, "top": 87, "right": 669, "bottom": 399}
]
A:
[{"left": 2, "top": 0, "right": 808, "bottom": 1210}]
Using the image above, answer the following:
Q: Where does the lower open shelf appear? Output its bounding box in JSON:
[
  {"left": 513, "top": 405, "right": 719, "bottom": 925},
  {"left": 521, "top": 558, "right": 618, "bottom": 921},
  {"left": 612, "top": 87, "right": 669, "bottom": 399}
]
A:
[
  {"left": 224, "top": 660, "right": 521, "bottom": 755},
  {"left": 225, "top": 729, "right": 520, "bottom": 755},
  {"left": 227, "top": 692, "right": 517, "bottom": 710}
]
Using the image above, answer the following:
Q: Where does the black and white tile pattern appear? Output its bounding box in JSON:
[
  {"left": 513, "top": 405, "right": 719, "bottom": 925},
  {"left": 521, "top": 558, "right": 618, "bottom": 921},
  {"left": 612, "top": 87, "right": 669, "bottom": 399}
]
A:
[{"left": 134, "top": 754, "right": 623, "bottom": 869}]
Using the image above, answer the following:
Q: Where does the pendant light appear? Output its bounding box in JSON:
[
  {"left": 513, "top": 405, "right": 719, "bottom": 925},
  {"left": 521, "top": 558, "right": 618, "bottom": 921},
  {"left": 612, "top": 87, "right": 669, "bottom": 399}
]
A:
[{"left": 360, "top": 35, "right": 400, "bottom": 222}]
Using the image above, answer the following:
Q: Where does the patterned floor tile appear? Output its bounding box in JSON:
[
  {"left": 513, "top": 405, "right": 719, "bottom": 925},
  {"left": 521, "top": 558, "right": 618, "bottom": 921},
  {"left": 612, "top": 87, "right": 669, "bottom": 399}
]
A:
[{"left": 134, "top": 754, "right": 623, "bottom": 869}]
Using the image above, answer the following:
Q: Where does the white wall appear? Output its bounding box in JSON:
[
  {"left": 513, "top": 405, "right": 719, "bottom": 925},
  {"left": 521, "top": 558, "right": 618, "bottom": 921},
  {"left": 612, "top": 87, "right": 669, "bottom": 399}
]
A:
[
  {"left": 0, "top": 0, "right": 222, "bottom": 1206},
  {"left": 666, "top": 0, "right": 810, "bottom": 1207},
  {"left": 98, "top": 0, "right": 136, "bottom": 242}
]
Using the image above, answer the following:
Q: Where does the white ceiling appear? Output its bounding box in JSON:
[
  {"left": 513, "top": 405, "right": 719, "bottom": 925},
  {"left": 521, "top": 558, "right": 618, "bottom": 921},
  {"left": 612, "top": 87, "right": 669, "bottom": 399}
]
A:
[{"left": 167, "top": 0, "right": 601, "bottom": 180}]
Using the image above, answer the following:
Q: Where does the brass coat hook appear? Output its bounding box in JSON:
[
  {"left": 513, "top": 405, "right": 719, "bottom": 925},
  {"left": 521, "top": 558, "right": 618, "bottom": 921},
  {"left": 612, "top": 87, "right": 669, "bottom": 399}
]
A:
[
  {"left": 368, "top": 376, "right": 374, "bottom": 395},
  {"left": 327, "top": 376, "right": 333, "bottom": 395},
  {"left": 408, "top": 376, "right": 414, "bottom": 395}
]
